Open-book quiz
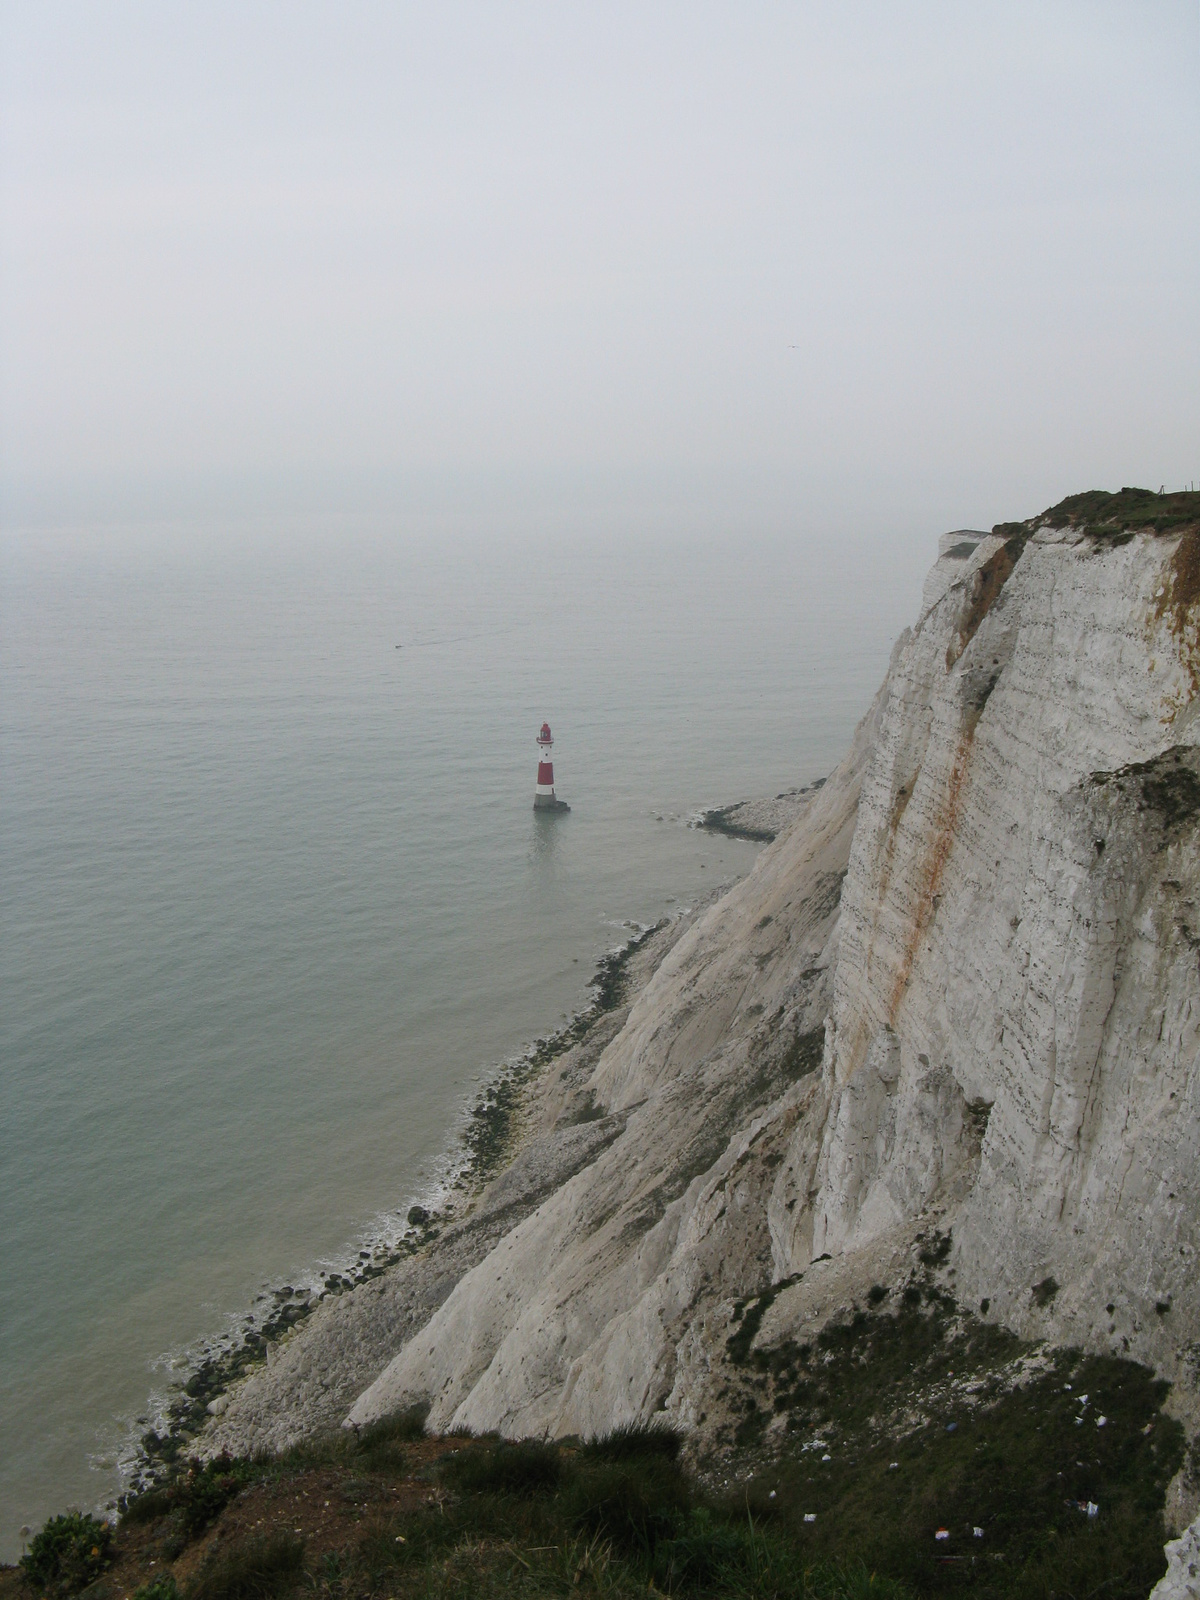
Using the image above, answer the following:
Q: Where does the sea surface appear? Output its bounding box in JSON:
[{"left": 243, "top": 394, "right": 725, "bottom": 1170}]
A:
[{"left": 0, "top": 518, "right": 922, "bottom": 1559}]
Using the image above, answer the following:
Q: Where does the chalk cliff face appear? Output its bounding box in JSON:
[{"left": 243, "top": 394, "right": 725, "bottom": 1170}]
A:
[
  {"left": 781, "top": 523, "right": 1200, "bottom": 1376},
  {"left": 346, "top": 516, "right": 1199, "bottom": 1455},
  {"left": 210, "top": 507, "right": 1200, "bottom": 1537},
  {"left": 347, "top": 722, "right": 865, "bottom": 1438}
]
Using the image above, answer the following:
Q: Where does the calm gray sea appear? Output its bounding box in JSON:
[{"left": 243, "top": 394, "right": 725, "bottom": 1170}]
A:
[{"left": 0, "top": 519, "right": 921, "bottom": 1558}]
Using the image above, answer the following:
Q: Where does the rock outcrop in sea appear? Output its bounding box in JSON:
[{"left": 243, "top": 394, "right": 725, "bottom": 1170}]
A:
[{"left": 204, "top": 490, "right": 1200, "bottom": 1561}]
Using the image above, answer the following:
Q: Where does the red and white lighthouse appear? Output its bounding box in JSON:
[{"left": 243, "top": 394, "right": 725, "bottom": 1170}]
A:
[{"left": 534, "top": 722, "right": 570, "bottom": 811}]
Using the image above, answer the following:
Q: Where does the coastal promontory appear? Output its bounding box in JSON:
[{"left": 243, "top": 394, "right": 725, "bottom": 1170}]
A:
[
  {"left": 11, "top": 490, "right": 1200, "bottom": 1599},
  {"left": 188, "top": 490, "right": 1200, "bottom": 1589}
]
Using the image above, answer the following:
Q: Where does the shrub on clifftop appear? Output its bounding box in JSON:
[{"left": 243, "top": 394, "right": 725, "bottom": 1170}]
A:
[{"left": 20, "top": 1512, "right": 112, "bottom": 1596}]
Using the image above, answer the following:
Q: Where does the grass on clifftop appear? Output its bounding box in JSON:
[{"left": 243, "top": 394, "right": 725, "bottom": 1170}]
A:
[
  {"left": 994, "top": 487, "right": 1200, "bottom": 546},
  {"left": 5, "top": 1422, "right": 909, "bottom": 1600},
  {"left": 708, "top": 1261, "right": 1184, "bottom": 1600},
  {"left": 5, "top": 1291, "right": 1185, "bottom": 1600}
]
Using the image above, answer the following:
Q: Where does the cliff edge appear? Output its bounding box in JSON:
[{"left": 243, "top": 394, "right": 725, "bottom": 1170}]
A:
[{"left": 208, "top": 489, "right": 1200, "bottom": 1554}]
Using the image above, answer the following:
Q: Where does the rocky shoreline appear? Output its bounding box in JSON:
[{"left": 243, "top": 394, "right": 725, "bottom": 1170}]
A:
[
  {"left": 123, "top": 907, "right": 720, "bottom": 1496},
  {"left": 695, "top": 780, "right": 824, "bottom": 843}
]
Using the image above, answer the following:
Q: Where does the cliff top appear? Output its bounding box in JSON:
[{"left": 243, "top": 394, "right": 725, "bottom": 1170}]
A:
[{"left": 993, "top": 486, "right": 1200, "bottom": 544}]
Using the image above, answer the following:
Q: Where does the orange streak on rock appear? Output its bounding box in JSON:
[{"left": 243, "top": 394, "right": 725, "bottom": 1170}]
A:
[{"left": 885, "top": 727, "right": 975, "bottom": 1028}]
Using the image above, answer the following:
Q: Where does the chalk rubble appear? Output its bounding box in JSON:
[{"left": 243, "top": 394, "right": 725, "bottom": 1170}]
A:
[{"left": 1151, "top": 1514, "right": 1200, "bottom": 1599}]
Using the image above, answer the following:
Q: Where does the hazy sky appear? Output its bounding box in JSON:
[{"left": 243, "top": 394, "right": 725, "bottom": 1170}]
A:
[{"left": 1, "top": 3, "right": 1197, "bottom": 537}]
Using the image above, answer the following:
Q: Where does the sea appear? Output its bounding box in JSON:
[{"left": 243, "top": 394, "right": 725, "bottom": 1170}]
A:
[{"left": 0, "top": 516, "right": 922, "bottom": 1560}]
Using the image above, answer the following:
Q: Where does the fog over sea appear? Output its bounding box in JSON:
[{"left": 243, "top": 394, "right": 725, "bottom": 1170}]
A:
[{"left": 0, "top": 519, "right": 922, "bottom": 1558}]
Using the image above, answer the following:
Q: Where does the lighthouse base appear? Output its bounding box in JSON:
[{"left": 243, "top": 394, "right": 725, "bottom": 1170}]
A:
[{"left": 533, "top": 794, "right": 571, "bottom": 812}]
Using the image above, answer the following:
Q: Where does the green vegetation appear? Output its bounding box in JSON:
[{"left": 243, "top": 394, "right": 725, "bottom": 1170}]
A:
[
  {"left": 580, "top": 1421, "right": 683, "bottom": 1463},
  {"left": 727, "top": 1287, "right": 783, "bottom": 1369},
  {"left": 439, "top": 1440, "right": 563, "bottom": 1497},
  {"left": 989, "top": 488, "right": 1200, "bottom": 568},
  {"left": 706, "top": 1277, "right": 1183, "bottom": 1600},
  {"left": 132, "top": 1577, "right": 180, "bottom": 1600},
  {"left": 1029, "top": 487, "right": 1200, "bottom": 541},
  {"left": 951, "top": 487, "right": 1200, "bottom": 671},
  {"left": 1093, "top": 746, "right": 1200, "bottom": 831},
  {"left": 778, "top": 1026, "right": 825, "bottom": 1084},
  {"left": 189, "top": 1534, "right": 304, "bottom": 1600},
  {"left": 403, "top": 1428, "right": 908, "bottom": 1597},
  {"left": 19, "top": 1513, "right": 113, "bottom": 1597},
  {"left": 986, "top": 489, "right": 1200, "bottom": 618},
  {"left": 120, "top": 1455, "right": 257, "bottom": 1561},
  {"left": 354, "top": 1407, "right": 431, "bottom": 1471},
  {"left": 1136, "top": 755, "right": 1200, "bottom": 829},
  {"left": 7, "top": 1318, "right": 1185, "bottom": 1600}
]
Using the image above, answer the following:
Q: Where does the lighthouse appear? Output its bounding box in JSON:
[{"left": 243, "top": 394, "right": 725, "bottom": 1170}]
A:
[{"left": 534, "top": 722, "right": 570, "bottom": 812}]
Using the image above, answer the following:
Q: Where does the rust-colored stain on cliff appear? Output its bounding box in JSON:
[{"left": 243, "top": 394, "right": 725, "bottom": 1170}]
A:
[
  {"left": 945, "top": 542, "right": 1019, "bottom": 670},
  {"left": 1157, "top": 524, "right": 1200, "bottom": 628},
  {"left": 1155, "top": 525, "right": 1200, "bottom": 698},
  {"left": 885, "top": 726, "right": 976, "bottom": 1027}
]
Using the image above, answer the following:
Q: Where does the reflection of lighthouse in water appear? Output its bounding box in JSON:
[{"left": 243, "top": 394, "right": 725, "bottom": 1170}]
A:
[{"left": 534, "top": 722, "right": 570, "bottom": 812}]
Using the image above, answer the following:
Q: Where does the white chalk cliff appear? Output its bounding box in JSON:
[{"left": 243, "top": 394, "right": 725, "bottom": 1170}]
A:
[{"left": 210, "top": 512, "right": 1200, "bottom": 1541}]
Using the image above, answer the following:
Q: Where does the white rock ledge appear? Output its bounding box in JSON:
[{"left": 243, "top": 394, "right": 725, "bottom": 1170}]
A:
[{"left": 1151, "top": 1514, "right": 1200, "bottom": 1599}]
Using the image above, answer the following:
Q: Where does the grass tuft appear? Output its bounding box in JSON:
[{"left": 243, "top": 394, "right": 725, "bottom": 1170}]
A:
[
  {"left": 563, "top": 1456, "right": 691, "bottom": 1556},
  {"left": 188, "top": 1533, "right": 304, "bottom": 1600},
  {"left": 439, "top": 1439, "right": 563, "bottom": 1497},
  {"left": 352, "top": 1405, "right": 429, "bottom": 1471},
  {"left": 580, "top": 1421, "right": 683, "bottom": 1462},
  {"left": 132, "top": 1577, "right": 180, "bottom": 1600},
  {"left": 651, "top": 1505, "right": 754, "bottom": 1589}
]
